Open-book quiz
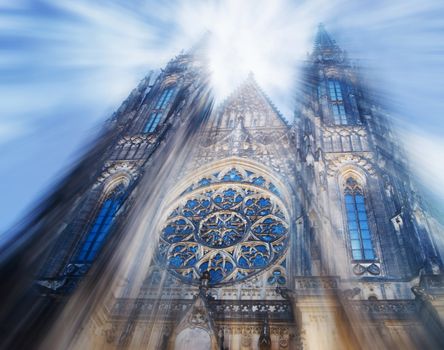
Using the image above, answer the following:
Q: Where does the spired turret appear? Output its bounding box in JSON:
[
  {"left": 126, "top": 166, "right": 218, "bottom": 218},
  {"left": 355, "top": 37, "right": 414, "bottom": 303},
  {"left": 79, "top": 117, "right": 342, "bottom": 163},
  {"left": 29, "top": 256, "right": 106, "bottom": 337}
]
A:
[{"left": 294, "top": 24, "right": 444, "bottom": 349}]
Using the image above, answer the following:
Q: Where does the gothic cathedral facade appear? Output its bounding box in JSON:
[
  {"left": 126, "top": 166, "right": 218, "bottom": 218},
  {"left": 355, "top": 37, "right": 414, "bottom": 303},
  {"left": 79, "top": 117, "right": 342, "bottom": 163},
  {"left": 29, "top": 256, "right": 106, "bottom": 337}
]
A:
[{"left": 8, "top": 26, "right": 444, "bottom": 350}]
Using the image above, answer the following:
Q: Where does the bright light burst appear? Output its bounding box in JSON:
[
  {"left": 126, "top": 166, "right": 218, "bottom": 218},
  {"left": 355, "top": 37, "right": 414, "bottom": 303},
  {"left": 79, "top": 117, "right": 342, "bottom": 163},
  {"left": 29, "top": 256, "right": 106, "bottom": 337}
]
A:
[
  {"left": 172, "top": 0, "right": 334, "bottom": 108},
  {"left": 0, "top": 0, "right": 444, "bottom": 234}
]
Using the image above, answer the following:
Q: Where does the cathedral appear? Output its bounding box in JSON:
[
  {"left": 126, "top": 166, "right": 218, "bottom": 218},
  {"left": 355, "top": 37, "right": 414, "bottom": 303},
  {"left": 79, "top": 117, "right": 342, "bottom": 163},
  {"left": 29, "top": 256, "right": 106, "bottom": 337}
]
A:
[{"left": 2, "top": 25, "right": 444, "bottom": 350}]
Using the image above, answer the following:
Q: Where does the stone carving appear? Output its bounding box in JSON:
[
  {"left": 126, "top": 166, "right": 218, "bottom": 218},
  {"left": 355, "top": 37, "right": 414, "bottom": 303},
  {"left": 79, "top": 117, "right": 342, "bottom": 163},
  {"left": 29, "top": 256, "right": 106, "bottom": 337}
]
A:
[
  {"left": 102, "top": 323, "right": 118, "bottom": 344},
  {"left": 110, "top": 298, "right": 293, "bottom": 322},
  {"left": 352, "top": 263, "right": 381, "bottom": 276},
  {"left": 35, "top": 278, "right": 67, "bottom": 291},
  {"left": 95, "top": 160, "right": 140, "bottom": 186},
  {"left": 117, "top": 133, "right": 157, "bottom": 146},
  {"left": 411, "top": 285, "right": 434, "bottom": 302},
  {"left": 188, "top": 304, "right": 208, "bottom": 326},
  {"left": 326, "top": 153, "right": 375, "bottom": 177},
  {"left": 350, "top": 300, "right": 417, "bottom": 319}
]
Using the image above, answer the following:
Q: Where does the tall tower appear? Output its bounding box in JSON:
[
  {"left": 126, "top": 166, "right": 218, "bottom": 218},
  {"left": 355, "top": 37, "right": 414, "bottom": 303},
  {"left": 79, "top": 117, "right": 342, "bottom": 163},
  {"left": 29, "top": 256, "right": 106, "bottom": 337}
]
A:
[
  {"left": 0, "top": 45, "right": 214, "bottom": 349},
  {"left": 297, "top": 24, "right": 441, "bottom": 279},
  {"left": 1, "top": 26, "right": 444, "bottom": 350},
  {"left": 294, "top": 24, "right": 444, "bottom": 349}
]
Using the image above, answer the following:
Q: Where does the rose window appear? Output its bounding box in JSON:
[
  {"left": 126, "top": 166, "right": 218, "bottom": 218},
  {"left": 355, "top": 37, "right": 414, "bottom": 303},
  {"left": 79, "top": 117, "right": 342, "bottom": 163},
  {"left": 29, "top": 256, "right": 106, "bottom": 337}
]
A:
[
  {"left": 199, "top": 211, "right": 246, "bottom": 248},
  {"left": 157, "top": 178, "right": 289, "bottom": 285}
]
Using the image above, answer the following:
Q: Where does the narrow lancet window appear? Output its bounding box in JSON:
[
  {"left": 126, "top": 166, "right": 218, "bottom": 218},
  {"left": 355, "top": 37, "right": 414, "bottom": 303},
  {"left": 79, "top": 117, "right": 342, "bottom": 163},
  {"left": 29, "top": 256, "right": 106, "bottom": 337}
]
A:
[
  {"left": 155, "top": 87, "right": 175, "bottom": 109},
  {"left": 75, "top": 184, "right": 126, "bottom": 263},
  {"left": 328, "top": 80, "right": 347, "bottom": 125},
  {"left": 143, "top": 112, "right": 162, "bottom": 133},
  {"left": 143, "top": 86, "right": 175, "bottom": 133},
  {"left": 344, "top": 177, "right": 375, "bottom": 261}
]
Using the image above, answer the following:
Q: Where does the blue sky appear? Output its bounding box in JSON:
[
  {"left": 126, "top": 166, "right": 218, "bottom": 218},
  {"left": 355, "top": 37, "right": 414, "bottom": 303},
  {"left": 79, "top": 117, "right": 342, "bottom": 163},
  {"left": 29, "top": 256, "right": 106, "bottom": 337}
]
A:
[{"left": 1, "top": 0, "right": 444, "bottom": 235}]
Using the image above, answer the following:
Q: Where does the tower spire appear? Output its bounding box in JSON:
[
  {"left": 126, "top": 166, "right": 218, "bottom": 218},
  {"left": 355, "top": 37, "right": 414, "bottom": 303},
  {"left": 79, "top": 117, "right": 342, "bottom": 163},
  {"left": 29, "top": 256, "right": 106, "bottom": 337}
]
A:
[{"left": 313, "top": 23, "right": 343, "bottom": 62}]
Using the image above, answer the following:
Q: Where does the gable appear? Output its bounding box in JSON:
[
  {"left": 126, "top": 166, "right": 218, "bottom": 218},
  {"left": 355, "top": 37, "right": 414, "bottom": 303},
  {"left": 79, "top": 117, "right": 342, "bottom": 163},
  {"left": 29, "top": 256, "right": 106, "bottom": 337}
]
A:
[{"left": 213, "top": 74, "right": 289, "bottom": 130}]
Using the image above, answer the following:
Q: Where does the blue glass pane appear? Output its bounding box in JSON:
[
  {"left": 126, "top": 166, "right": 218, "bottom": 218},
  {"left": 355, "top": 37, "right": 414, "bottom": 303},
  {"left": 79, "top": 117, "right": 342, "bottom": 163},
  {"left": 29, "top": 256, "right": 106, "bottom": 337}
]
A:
[
  {"left": 347, "top": 212, "right": 356, "bottom": 221},
  {"left": 235, "top": 272, "right": 246, "bottom": 281},
  {"left": 351, "top": 240, "right": 361, "bottom": 249},
  {"left": 348, "top": 221, "right": 358, "bottom": 230},
  {"left": 352, "top": 250, "right": 362, "bottom": 260},
  {"left": 356, "top": 203, "right": 366, "bottom": 212},
  {"left": 75, "top": 192, "right": 124, "bottom": 263},
  {"left": 186, "top": 257, "right": 196, "bottom": 267},
  {"left": 252, "top": 177, "right": 266, "bottom": 186},
  {"left": 358, "top": 212, "right": 368, "bottom": 221},
  {"left": 152, "top": 114, "right": 161, "bottom": 131},
  {"left": 238, "top": 257, "right": 248, "bottom": 268},
  {"left": 186, "top": 199, "right": 198, "bottom": 209},
  {"left": 364, "top": 250, "right": 375, "bottom": 260},
  {"left": 345, "top": 203, "right": 355, "bottom": 211},
  {"left": 355, "top": 195, "right": 364, "bottom": 204},
  {"left": 361, "top": 229, "right": 370, "bottom": 239},
  {"left": 253, "top": 255, "right": 267, "bottom": 267},
  {"left": 362, "top": 239, "right": 373, "bottom": 249},
  {"left": 86, "top": 249, "right": 99, "bottom": 262},
  {"left": 209, "top": 269, "right": 223, "bottom": 283},
  {"left": 198, "top": 178, "right": 211, "bottom": 186},
  {"left": 258, "top": 198, "right": 270, "bottom": 207},
  {"left": 169, "top": 255, "right": 184, "bottom": 268},
  {"left": 349, "top": 230, "right": 359, "bottom": 239},
  {"left": 222, "top": 169, "right": 243, "bottom": 181},
  {"left": 360, "top": 222, "right": 369, "bottom": 231},
  {"left": 333, "top": 105, "right": 340, "bottom": 115},
  {"left": 155, "top": 88, "right": 174, "bottom": 109}
]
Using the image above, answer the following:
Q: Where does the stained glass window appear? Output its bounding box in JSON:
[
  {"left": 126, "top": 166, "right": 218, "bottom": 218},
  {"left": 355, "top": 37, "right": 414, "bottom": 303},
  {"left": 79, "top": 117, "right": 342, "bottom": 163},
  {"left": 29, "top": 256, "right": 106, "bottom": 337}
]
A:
[
  {"left": 328, "top": 80, "right": 347, "bottom": 125},
  {"left": 143, "top": 112, "right": 162, "bottom": 133},
  {"left": 155, "top": 87, "right": 175, "bottom": 109},
  {"left": 180, "top": 167, "right": 281, "bottom": 198},
  {"left": 344, "top": 177, "right": 375, "bottom": 261},
  {"left": 143, "top": 86, "right": 175, "bottom": 133},
  {"left": 75, "top": 185, "right": 126, "bottom": 263},
  {"left": 157, "top": 179, "right": 289, "bottom": 286}
]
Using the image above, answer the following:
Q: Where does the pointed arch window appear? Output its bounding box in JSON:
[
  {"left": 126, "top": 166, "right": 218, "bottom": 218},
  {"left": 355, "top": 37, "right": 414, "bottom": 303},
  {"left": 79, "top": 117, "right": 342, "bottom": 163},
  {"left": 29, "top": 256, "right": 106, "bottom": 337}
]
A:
[
  {"left": 75, "top": 184, "right": 127, "bottom": 263},
  {"left": 344, "top": 177, "right": 375, "bottom": 261},
  {"left": 143, "top": 86, "right": 175, "bottom": 133},
  {"left": 328, "top": 79, "right": 347, "bottom": 125}
]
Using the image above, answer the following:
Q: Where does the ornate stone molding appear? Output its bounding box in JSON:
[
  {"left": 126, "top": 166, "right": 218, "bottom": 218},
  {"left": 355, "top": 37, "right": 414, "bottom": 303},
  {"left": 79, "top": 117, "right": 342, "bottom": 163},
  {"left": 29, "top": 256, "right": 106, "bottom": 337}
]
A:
[
  {"left": 321, "top": 125, "right": 366, "bottom": 137},
  {"left": 109, "top": 298, "right": 293, "bottom": 322},
  {"left": 294, "top": 276, "right": 339, "bottom": 294},
  {"left": 348, "top": 300, "right": 417, "bottom": 320},
  {"left": 117, "top": 133, "right": 157, "bottom": 146},
  {"left": 94, "top": 160, "right": 141, "bottom": 187},
  {"left": 325, "top": 153, "right": 375, "bottom": 177},
  {"left": 352, "top": 262, "right": 381, "bottom": 276}
]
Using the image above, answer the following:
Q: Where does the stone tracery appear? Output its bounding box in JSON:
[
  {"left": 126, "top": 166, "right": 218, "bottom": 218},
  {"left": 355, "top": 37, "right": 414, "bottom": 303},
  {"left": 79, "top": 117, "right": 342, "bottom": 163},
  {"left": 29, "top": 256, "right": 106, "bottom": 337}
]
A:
[{"left": 157, "top": 167, "right": 289, "bottom": 285}]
